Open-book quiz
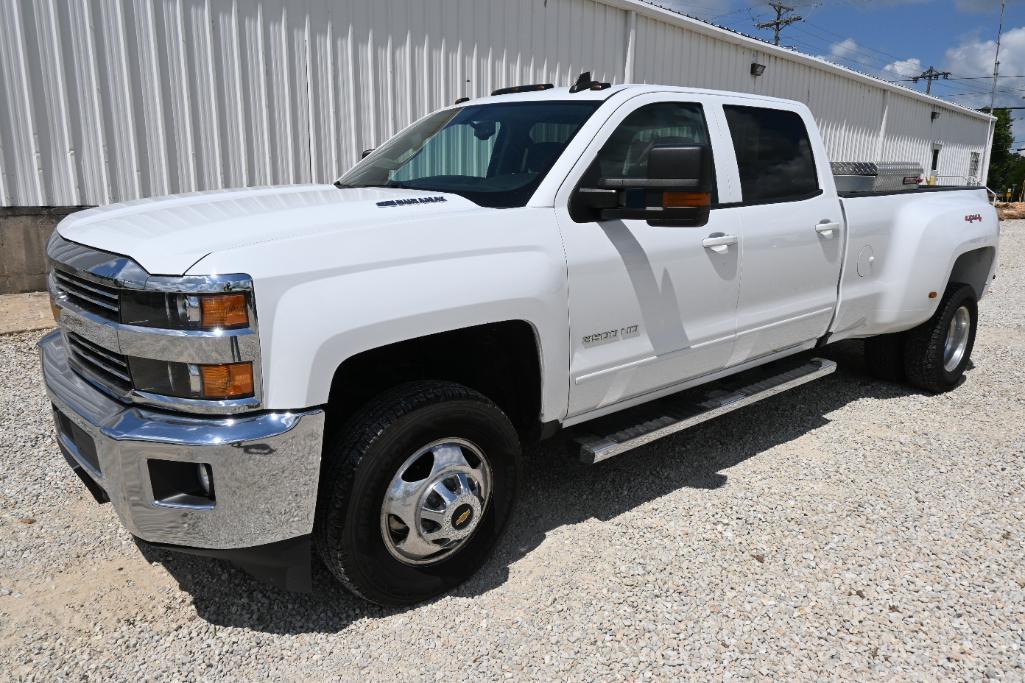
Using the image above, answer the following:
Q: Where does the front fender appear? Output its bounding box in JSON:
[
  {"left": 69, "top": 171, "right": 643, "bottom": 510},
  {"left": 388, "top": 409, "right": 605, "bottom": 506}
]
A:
[{"left": 189, "top": 208, "right": 570, "bottom": 420}]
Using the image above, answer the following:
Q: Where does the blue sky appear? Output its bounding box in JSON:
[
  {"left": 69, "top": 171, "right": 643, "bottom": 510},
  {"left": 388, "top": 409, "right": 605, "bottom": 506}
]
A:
[{"left": 644, "top": 0, "right": 1025, "bottom": 147}]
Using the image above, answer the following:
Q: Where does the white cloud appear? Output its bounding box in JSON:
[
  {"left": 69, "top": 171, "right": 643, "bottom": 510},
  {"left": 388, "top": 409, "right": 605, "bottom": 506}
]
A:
[
  {"left": 944, "top": 26, "right": 1025, "bottom": 152},
  {"left": 945, "top": 26, "right": 1025, "bottom": 78},
  {"left": 883, "top": 57, "right": 923, "bottom": 79},
  {"left": 830, "top": 38, "right": 861, "bottom": 60},
  {"left": 818, "top": 39, "right": 922, "bottom": 81}
]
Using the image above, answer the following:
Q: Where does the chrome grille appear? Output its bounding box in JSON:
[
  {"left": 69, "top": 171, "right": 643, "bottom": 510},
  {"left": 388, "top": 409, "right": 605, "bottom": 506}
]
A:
[
  {"left": 54, "top": 268, "right": 120, "bottom": 321},
  {"left": 66, "top": 331, "right": 131, "bottom": 391}
]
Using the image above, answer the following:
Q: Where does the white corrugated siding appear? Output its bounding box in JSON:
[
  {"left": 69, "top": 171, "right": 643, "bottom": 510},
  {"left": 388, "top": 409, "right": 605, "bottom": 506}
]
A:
[
  {"left": 630, "top": 11, "right": 989, "bottom": 182},
  {"left": 0, "top": 0, "right": 993, "bottom": 207}
]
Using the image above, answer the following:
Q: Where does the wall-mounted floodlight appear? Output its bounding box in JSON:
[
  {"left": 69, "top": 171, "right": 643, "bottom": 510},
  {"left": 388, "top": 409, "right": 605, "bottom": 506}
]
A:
[
  {"left": 931, "top": 111, "right": 941, "bottom": 121},
  {"left": 750, "top": 62, "right": 766, "bottom": 77}
]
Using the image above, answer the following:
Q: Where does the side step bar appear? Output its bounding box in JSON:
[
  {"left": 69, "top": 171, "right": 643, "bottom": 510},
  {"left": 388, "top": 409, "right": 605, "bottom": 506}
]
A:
[{"left": 573, "top": 356, "right": 837, "bottom": 464}]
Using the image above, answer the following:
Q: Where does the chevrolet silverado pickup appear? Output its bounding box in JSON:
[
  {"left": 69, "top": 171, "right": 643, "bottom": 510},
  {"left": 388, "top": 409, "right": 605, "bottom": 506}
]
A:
[{"left": 40, "top": 77, "right": 999, "bottom": 606}]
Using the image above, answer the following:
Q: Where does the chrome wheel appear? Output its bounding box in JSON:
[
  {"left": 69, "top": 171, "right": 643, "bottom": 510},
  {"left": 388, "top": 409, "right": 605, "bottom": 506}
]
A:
[
  {"left": 380, "top": 438, "right": 492, "bottom": 566},
  {"left": 943, "top": 305, "right": 971, "bottom": 372}
]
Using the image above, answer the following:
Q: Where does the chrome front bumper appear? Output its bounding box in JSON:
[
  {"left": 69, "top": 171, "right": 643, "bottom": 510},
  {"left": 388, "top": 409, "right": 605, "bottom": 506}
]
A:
[{"left": 39, "top": 330, "right": 325, "bottom": 549}]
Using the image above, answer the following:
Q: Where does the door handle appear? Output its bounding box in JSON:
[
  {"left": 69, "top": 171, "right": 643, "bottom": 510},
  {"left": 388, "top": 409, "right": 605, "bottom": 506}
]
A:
[
  {"left": 702, "top": 233, "right": 738, "bottom": 253},
  {"left": 816, "top": 221, "right": 841, "bottom": 236}
]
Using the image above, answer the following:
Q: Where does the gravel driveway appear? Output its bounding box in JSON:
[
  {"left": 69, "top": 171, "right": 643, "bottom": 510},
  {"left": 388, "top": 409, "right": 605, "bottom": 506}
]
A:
[{"left": 2, "top": 223, "right": 1024, "bottom": 681}]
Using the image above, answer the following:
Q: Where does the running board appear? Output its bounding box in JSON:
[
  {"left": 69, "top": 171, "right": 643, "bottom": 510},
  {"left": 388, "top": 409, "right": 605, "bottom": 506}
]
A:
[{"left": 574, "top": 357, "right": 837, "bottom": 464}]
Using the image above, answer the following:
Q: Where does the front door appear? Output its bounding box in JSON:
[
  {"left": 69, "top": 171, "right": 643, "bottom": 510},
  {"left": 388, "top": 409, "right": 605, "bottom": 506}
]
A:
[{"left": 555, "top": 95, "right": 743, "bottom": 418}]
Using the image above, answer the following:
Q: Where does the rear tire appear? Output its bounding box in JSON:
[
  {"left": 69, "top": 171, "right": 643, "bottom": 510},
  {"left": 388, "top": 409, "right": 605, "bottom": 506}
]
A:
[
  {"left": 314, "top": 381, "right": 520, "bottom": 606},
  {"left": 864, "top": 333, "right": 906, "bottom": 382},
  {"left": 903, "top": 284, "right": 978, "bottom": 393}
]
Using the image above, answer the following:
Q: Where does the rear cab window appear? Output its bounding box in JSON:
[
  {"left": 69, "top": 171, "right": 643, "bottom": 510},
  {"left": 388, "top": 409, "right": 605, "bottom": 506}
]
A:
[{"left": 722, "top": 105, "right": 820, "bottom": 205}]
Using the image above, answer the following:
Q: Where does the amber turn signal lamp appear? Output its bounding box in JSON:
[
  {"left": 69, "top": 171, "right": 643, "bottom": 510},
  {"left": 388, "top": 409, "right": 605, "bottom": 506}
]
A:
[
  {"left": 200, "top": 293, "right": 248, "bottom": 329},
  {"left": 663, "top": 192, "right": 711, "bottom": 208},
  {"left": 199, "top": 362, "right": 254, "bottom": 399},
  {"left": 49, "top": 293, "right": 61, "bottom": 322}
]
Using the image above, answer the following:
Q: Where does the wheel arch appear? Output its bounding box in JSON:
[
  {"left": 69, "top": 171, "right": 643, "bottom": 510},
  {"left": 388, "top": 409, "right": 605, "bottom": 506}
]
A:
[
  {"left": 947, "top": 246, "right": 996, "bottom": 300},
  {"left": 325, "top": 319, "right": 546, "bottom": 440}
]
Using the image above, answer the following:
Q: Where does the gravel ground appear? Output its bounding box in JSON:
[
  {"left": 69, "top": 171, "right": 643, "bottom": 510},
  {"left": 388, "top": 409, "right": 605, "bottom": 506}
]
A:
[{"left": 2, "top": 223, "right": 1024, "bottom": 681}]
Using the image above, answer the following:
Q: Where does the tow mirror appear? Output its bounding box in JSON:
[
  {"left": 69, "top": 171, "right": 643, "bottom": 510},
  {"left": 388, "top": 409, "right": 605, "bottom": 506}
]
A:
[{"left": 574, "top": 144, "right": 713, "bottom": 227}]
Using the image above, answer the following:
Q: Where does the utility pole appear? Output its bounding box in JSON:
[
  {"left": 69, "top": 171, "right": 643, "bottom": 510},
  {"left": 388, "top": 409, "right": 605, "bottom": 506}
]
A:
[
  {"left": 989, "top": 0, "right": 1006, "bottom": 112},
  {"left": 984, "top": 0, "right": 1007, "bottom": 190},
  {"left": 757, "top": 2, "right": 802, "bottom": 47},
  {"left": 912, "top": 66, "right": 951, "bottom": 95}
]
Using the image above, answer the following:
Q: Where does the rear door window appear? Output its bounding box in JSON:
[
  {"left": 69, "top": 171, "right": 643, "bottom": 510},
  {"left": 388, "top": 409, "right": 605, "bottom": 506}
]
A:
[{"left": 723, "top": 105, "right": 819, "bottom": 204}]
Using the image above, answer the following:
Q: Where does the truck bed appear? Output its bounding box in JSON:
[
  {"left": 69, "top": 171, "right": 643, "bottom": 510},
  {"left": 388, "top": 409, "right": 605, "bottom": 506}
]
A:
[{"left": 829, "top": 186, "right": 996, "bottom": 344}]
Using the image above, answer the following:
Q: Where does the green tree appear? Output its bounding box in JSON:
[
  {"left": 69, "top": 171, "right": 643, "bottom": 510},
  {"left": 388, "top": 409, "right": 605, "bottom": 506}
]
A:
[{"left": 982, "top": 107, "right": 1025, "bottom": 197}]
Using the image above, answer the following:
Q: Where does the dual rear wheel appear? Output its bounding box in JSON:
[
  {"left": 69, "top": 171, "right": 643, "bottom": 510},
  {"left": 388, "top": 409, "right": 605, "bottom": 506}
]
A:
[{"left": 865, "top": 283, "right": 979, "bottom": 393}]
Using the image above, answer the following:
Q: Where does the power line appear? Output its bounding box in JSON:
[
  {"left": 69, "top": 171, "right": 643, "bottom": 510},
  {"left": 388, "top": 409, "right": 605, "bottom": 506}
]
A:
[
  {"left": 785, "top": 27, "right": 1023, "bottom": 98},
  {"left": 940, "top": 91, "right": 1025, "bottom": 98},
  {"left": 711, "top": 6, "right": 758, "bottom": 21},
  {"left": 786, "top": 25, "right": 925, "bottom": 78},
  {"left": 756, "top": 2, "right": 803, "bottom": 46},
  {"left": 708, "top": 3, "right": 1019, "bottom": 107},
  {"left": 948, "top": 75, "right": 1025, "bottom": 80},
  {"left": 799, "top": 18, "right": 908, "bottom": 64}
]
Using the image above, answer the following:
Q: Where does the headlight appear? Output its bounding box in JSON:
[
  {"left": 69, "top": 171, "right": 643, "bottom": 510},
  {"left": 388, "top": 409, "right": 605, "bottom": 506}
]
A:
[
  {"left": 129, "top": 358, "right": 255, "bottom": 400},
  {"left": 120, "top": 292, "right": 250, "bottom": 330}
]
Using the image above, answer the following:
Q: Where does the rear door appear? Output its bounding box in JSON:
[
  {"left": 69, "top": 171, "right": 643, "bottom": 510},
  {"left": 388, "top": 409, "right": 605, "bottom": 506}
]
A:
[
  {"left": 555, "top": 93, "right": 743, "bottom": 418},
  {"left": 720, "top": 102, "right": 843, "bottom": 365}
]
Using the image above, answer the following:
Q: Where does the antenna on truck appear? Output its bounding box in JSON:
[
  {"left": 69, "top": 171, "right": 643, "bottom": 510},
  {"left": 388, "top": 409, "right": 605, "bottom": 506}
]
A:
[{"left": 569, "top": 71, "right": 611, "bottom": 93}]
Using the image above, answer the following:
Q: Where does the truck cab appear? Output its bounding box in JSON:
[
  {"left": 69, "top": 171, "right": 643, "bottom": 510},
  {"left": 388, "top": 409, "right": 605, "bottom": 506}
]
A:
[{"left": 40, "top": 80, "right": 999, "bottom": 605}]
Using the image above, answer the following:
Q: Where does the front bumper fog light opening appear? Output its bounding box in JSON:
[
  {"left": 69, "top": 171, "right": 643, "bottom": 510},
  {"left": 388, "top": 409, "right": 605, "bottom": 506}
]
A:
[{"left": 148, "top": 459, "right": 216, "bottom": 509}]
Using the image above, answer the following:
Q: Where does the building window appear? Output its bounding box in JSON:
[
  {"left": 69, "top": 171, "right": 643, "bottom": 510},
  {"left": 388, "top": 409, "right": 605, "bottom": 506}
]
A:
[
  {"left": 931, "top": 146, "right": 941, "bottom": 174},
  {"left": 969, "top": 152, "right": 980, "bottom": 179}
]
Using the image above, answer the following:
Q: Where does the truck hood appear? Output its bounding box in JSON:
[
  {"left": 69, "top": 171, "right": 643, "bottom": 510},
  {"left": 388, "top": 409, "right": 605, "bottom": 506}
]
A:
[{"left": 56, "top": 184, "right": 481, "bottom": 275}]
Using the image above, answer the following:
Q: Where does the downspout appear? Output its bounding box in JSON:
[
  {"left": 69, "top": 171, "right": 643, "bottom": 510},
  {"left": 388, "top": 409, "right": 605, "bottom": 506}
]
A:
[{"left": 624, "top": 10, "right": 636, "bottom": 83}]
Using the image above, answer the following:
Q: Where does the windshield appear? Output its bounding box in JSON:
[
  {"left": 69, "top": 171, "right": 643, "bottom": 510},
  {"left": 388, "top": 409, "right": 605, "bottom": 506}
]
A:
[{"left": 335, "top": 101, "right": 601, "bottom": 208}]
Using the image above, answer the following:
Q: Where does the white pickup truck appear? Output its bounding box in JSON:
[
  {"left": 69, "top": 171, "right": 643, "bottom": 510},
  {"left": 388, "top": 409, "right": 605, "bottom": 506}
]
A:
[{"left": 40, "top": 78, "right": 999, "bottom": 605}]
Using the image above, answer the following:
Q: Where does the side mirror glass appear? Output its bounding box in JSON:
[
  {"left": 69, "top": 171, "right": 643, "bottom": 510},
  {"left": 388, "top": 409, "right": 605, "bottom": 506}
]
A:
[{"left": 573, "top": 144, "right": 713, "bottom": 227}]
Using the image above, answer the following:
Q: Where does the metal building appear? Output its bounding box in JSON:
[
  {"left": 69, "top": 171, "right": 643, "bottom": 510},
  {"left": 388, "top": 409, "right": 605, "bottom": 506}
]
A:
[{"left": 0, "top": 0, "right": 995, "bottom": 210}]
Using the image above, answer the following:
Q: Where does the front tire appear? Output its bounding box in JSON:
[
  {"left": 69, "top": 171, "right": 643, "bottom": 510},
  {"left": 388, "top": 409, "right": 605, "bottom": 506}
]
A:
[
  {"left": 903, "top": 284, "right": 978, "bottom": 393},
  {"left": 314, "top": 381, "right": 520, "bottom": 606}
]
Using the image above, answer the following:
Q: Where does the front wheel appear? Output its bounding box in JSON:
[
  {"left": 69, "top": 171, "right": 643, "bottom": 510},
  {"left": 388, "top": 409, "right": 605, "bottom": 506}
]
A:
[
  {"left": 903, "top": 284, "right": 979, "bottom": 393},
  {"left": 314, "top": 381, "right": 520, "bottom": 606}
]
